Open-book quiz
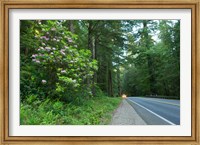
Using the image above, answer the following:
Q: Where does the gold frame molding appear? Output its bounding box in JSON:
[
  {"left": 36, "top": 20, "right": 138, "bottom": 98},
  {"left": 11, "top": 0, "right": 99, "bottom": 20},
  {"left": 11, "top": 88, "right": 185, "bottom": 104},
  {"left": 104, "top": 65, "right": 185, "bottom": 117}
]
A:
[{"left": 0, "top": 0, "right": 199, "bottom": 144}]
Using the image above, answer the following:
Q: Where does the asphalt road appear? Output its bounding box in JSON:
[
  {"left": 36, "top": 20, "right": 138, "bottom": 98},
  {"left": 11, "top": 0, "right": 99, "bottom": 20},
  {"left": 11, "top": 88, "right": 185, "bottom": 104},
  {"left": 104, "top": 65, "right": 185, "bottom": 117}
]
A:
[{"left": 127, "top": 97, "right": 180, "bottom": 125}]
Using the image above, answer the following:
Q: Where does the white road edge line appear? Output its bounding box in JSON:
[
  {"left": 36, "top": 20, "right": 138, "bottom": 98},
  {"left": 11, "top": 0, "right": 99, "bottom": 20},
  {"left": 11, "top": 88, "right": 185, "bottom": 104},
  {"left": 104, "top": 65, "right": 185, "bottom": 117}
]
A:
[{"left": 128, "top": 99, "right": 176, "bottom": 125}]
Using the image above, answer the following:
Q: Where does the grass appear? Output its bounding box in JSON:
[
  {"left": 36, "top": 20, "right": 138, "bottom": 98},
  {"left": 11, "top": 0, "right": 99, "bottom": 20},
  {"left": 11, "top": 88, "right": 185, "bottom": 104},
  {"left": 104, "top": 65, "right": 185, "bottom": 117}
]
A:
[{"left": 20, "top": 95, "right": 122, "bottom": 125}]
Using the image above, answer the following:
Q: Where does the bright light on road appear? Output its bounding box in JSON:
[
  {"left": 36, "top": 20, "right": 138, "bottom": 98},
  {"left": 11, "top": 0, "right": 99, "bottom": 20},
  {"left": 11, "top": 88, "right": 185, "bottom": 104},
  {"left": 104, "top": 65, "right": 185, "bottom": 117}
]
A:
[{"left": 122, "top": 94, "right": 127, "bottom": 98}]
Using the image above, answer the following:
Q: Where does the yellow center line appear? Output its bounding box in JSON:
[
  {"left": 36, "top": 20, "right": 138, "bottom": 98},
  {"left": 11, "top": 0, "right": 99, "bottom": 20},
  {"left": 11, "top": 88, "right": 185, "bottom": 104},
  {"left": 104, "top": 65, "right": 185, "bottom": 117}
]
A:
[{"left": 140, "top": 98, "right": 180, "bottom": 107}]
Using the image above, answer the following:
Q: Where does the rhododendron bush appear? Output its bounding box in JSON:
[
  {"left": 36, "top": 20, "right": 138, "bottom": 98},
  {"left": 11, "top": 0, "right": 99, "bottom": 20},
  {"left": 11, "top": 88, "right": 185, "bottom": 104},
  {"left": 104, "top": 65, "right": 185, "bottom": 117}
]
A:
[{"left": 20, "top": 20, "right": 98, "bottom": 102}]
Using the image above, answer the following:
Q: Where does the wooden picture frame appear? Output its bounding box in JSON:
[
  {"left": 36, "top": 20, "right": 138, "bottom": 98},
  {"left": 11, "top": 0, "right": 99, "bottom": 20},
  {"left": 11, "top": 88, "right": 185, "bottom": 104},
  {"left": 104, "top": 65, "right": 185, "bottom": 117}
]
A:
[{"left": 0, "top": 0, "right": 199, "bottom": 144}]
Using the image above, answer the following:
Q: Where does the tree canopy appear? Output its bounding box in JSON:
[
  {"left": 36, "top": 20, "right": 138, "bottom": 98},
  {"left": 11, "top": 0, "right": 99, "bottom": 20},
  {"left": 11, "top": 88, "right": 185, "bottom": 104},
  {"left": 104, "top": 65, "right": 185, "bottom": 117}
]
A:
[{"left": 20, "top": 20, "right": 180, "bottom": 103}]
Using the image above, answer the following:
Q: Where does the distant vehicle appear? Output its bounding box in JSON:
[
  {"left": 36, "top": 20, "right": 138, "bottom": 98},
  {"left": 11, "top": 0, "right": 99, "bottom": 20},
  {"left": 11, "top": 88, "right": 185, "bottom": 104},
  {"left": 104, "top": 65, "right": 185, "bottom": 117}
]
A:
[{"left": 122, "top": 94, "right": 127, "bottom": 98}]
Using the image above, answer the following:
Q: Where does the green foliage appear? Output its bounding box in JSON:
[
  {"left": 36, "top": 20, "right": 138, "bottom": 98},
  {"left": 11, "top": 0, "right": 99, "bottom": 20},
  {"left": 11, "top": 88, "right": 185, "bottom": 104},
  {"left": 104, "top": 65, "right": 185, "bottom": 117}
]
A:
[
  {"left": 20, "top": 20, "right": 98, "bottom": 102},
  {"left": 20, "top": 20, "right": 180, "bottom": 125},
  {"left": 122, "top": 20, "right": 180, "bottom": 98},
  {"left": 20, "top": 95, "right": 121, "bottom": 125}
]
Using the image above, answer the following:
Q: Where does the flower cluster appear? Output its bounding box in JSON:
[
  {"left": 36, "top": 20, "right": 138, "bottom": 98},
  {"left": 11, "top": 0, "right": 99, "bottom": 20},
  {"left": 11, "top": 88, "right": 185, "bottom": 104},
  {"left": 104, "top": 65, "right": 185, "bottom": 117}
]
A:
[
  {"left": 40, "top": 36, "right": 49, "bottom": 41},
  {"left": 67, "top": 38, "right": 73, "bottom": 43},
  {"left": 60, "top": 49, "right": 66, "bottom": 56},
  {"left": 31, "top": 22, "right": 97, "bottom": 98},
  {"left": 42, "top": 80, "right": 47, "bottom": 84},
  {"left": 32, "top": 54, "right": 40, "bottom": 63},
  {"left": 61, "top": 70, "right": 66, "bottom": 74}
]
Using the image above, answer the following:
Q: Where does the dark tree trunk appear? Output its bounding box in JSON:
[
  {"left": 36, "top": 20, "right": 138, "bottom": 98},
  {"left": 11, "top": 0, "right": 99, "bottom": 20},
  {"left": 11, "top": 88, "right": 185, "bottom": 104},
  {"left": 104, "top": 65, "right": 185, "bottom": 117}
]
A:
[
  {"left": 143, "top": 21, "right": 157, "bottom": 95},
  {"left": 88, "top": 21, "right": 92, "bottom": 50},
  {"left": 91, "top": 36, "right": 96, "bottom": 96},
  {"left": 88, "top": 21, "right": 97, "bottom": 96},
  {"left": 147, "top": 55, "right": 156, "bottom": 94},
  {"left": 117, "top": 67, "right": 121, "bottom": 96},
  {"left": 108, "top": 65, "right": 113, "bottom": 97}
]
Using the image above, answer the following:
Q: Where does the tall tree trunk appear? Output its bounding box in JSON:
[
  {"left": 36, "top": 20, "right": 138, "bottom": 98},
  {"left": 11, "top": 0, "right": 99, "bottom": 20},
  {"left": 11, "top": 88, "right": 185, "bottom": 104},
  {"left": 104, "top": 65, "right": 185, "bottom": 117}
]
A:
[
  {"left": 88, "top": 21, "right": 97, "bottom": 96},
  {"left": 107, "top": 62, "right": 113, "bottom": 97},
  {"left": 92, "top": 36, "right": 98, "bottom": 96},
  {"left": 143, "top": 21, "right": 157, "bottom": 95},
  {"left": 91, "top": 36, "right": 96, "bottom": 96},
  {"left": 106, "top": 64, "right": 109, "bottom": 95},
  {"left": 88, "top": 21, "right": 92, "bottom": 50},
  {"left": 117, "top": 67, "right": 121, "bottom": 96},
  {"left": 117, "top": 56, "right": 121, "bottom": 97}
]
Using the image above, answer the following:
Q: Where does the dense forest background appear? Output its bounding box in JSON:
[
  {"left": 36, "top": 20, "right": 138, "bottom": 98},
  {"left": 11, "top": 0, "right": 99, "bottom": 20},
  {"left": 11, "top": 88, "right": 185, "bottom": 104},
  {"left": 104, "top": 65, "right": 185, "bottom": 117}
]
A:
[{"left": 20, "top": 20, "right": 180, "bottom": 125}]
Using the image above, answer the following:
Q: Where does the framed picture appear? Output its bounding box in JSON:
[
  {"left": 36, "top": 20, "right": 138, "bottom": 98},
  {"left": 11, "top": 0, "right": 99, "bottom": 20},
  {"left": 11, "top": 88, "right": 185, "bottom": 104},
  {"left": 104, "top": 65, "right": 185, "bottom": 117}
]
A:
[{"left": 1, "top": 0, "right": 199, "bottom": 144}]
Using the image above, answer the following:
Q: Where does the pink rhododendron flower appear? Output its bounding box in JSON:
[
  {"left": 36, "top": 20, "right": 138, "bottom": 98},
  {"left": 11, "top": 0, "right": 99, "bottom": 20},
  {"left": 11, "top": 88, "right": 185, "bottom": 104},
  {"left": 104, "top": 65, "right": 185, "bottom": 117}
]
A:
[
  {"left": 61, "top": 70, "right": 66, "bottom": 73},
  {"left": 68, "top": 38, "right": 73, "bottom": 43},
  {"left": 40, "top": 36, "right": 46, "bottom": 39},
  {"left": 35, "top": 60, "right": 40, "bottom": 63},
  {"left": 32, "top": 54, "right": 38, "bottom": 58},
  {"left": 60, "top": 50, "right": 65, "bottom": 55},
  {"left": 42, "top": 80, "right": 47, "bottom": 84},
  {"left": 45, "top": 47, "right": 51, "bottom": 51}
]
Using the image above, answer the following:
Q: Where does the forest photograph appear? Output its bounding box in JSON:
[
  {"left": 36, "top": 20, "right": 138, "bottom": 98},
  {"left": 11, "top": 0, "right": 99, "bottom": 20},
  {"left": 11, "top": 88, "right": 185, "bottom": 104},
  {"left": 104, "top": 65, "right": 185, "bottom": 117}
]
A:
[{"left": 20, "top": 20, "right": 180, "bottom": 125}]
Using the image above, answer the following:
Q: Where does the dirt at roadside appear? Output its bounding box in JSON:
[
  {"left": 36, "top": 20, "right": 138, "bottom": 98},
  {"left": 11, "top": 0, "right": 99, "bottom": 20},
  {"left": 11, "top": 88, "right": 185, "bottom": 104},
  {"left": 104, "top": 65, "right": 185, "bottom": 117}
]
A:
[{"left": 110, "top": 99, "right": 147, "bottom": 125}]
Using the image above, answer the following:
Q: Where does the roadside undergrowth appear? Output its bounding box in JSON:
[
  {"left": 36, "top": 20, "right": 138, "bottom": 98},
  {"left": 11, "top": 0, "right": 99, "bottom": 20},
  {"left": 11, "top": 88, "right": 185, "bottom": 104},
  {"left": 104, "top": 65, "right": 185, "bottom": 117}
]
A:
[{"left": 20, "top": 95, "right": 122, "bottom": 125}]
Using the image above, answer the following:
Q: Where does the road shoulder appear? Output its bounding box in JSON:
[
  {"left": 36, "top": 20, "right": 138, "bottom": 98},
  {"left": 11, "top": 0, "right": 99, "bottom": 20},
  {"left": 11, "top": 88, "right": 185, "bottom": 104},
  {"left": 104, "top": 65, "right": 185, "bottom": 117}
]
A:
[{"left": 110, "top": 99, "right": 146, "bottom": 125}]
